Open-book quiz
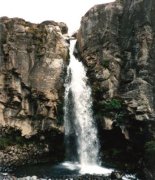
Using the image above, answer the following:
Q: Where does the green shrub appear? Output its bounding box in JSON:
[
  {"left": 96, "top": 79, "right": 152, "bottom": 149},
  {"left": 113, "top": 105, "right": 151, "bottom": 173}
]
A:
[
  {"left": 104, "top": 98, "right": 122, "bottom": 111},
  {"left": 0, "top": 135, "right": 24, "bottom": 150},
  {"left": 118, "top": 0, "right": 124, "bottom": 4},
  {"left": 102, "top": 59, "right": 110, "bottom": 68},
  {"left": 116, "top": 112, "right": 125, "bottom": 124},
  {"left": 16, "top": 136, "right": 24, "bottom": 144},
  {"left": 0, "top": 137, "right": 12, "bottom": 149},
  {"left": 145, "top": 141, "right": 155, "bottom": 164},
  {"left": 145, "top": 141, "right": 155, "bottom": 155},
  {"left": 111, "top": 148, "right": 122, "bottom": 156}
]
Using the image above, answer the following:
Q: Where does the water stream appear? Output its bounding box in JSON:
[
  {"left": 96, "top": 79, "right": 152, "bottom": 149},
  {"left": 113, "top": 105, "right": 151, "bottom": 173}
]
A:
[
  {"left": 64, "top": 40, "right": 99, "bottom": 166},
  {"left": 62, "top": 40, "right": 115, "bottom": 175}
]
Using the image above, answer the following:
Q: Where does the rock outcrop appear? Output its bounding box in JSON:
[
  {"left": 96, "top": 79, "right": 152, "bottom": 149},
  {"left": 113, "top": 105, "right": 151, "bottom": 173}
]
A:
[
  {"left": 0, "top": 17, "right": 69, "bottom": 167},
  {"left": 76, "top": 0, "right": 155, "bottom": 178}
]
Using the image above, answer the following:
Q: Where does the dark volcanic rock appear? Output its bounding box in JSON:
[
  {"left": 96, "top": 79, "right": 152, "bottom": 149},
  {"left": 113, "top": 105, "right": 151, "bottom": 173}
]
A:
[
  {"left": 0, "top": 173, "right": 114, "bottom": 180},
  {"left": 77, "top": 0, "right": 155, "bottom": 178},
  {"left": 0, "top": 17, "right": 69, "bottom": 166}
]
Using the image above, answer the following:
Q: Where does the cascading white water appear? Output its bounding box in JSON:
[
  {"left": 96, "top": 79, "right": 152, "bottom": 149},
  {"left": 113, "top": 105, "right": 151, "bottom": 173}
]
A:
[
  {"left": 64, "top": 40, "right": 99, "bottom": 166},
  {"left": 3, "top": 40, "right": 134, "bottom": 180}
]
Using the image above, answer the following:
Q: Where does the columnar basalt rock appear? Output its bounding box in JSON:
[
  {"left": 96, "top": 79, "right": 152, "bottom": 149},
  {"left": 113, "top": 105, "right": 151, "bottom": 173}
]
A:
[
  {"left": 77, "top": 0, "right": 155, "bottom": 178},
  {"left": 0, "top": 17, "right": 69, "bottom": 166}
]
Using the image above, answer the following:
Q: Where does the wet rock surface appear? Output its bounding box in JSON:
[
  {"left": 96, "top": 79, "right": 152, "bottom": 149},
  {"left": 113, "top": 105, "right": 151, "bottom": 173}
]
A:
[
  {"left": 0, "top": 17, "right": 69, "bottom": 166},
  {"left": 77, "top": 0, "right": 155, "bottom": 178}
]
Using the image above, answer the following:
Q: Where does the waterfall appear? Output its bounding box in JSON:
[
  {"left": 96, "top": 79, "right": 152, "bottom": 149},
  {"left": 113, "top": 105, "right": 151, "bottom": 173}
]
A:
[{"left": 64, "top": 40, "right": 99, "bottom": 166}]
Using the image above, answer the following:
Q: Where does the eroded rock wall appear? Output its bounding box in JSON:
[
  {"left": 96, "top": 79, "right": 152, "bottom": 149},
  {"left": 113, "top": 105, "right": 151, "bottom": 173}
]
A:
[
  {"left": 77, "top": 0, "right": 155, "bottom": 178},
  {"left": 0, "top": 17, "right": 69, "bottom": 167}
]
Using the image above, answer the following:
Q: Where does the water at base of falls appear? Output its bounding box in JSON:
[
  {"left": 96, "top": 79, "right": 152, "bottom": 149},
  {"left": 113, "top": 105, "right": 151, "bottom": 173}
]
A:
[
  {"left": 3, "top": 161, "right": 113, "bottom": 179},
  {"left": 2, "top": 162, "right": 137, "bottom": 180}
]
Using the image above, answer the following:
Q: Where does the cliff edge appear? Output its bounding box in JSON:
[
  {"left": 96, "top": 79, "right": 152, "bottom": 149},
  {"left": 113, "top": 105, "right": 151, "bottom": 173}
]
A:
[
  {"left": 0, "top": 17, "right": 69, "bottom": 167},
  {"left": 77, "top": 0, "right": 155, "bottom": 178}
]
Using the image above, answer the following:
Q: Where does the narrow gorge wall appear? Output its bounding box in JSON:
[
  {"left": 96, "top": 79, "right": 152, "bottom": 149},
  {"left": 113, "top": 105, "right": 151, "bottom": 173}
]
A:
[
  {"left": 77, "top": 0, "right": 155, "bottom": 178},
  {"left": 0, "top": 17, "right": 69, "bottom": 167}
]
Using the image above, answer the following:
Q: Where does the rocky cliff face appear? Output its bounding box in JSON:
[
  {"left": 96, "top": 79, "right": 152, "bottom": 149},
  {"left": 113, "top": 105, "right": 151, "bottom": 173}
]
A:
[
  {"left": 77, "top": 0, "right": 155, "bottom": 178},
  {"left": 0, "top": 17, "right": 69, "bottom": 167}
]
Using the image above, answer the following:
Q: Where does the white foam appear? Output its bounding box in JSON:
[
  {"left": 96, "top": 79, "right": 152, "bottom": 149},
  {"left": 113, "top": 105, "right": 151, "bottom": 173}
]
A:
[
  {"left": 61, "top": 161, "right": 80, "bottom": 171},
  {"left": 61, "top": 161, "right": 113, "bottom": 175},
  {"left": 80, "top": 164, "right": 113, "bottom": 175},
  {"left": 122, "top": 174, "right": 137, "bottom": 180},
  {"left": 60, "top": 162, "right": 137, "bottom": 179}
]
